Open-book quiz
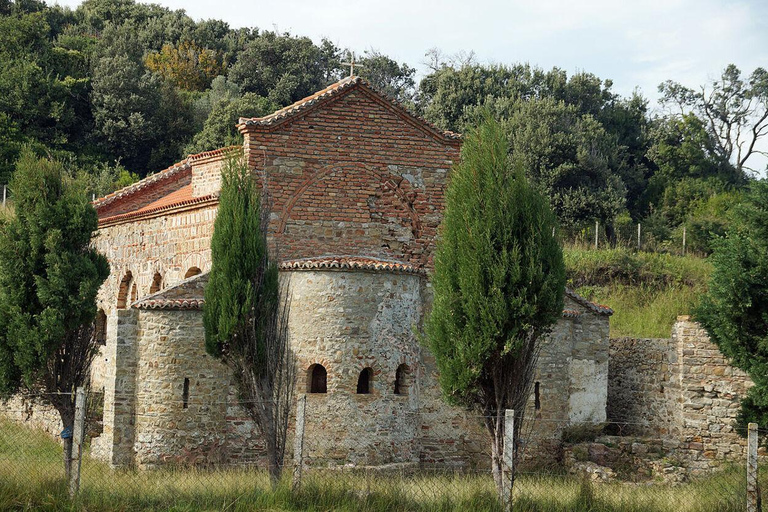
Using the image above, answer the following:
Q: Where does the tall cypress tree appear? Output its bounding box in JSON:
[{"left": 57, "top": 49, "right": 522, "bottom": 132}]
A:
[
  {"left": 203, "top": 155, "right": 294, "bottom": 485},
  {"left": 0, "top": 149, "right": 109, "bottom": 477},
  {"left": 696, "top": 179, "right": 768, "bottom": 431},
  {"left": 425, "top": 113, "right": 565, "bottom": 502}
]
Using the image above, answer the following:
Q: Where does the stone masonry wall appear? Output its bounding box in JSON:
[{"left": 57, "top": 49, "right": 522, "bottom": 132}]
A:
[
  {"left": 286, "top": 269, "right": 423, "bottom": 467},
  {"left": 608, "top": 317, "right": 753, "bottom": 471}
]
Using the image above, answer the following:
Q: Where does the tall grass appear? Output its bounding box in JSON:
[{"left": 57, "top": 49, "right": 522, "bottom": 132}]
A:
[
  {"left": 0, "top": 419, "right": 747, "bottom": 512},
  {"left": 564, "top": 248, "right": 711, "bottom": 338}
]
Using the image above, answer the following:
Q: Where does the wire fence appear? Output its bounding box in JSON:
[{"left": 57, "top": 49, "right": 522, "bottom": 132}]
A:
[
  {"left": 561, "top": 219, "right": 699, "bottom": 257},
  {"left": 0, "top": 390, "right": 756, "bottom": 511}
]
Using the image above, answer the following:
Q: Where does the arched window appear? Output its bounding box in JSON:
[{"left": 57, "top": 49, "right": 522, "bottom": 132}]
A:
[
  {"left": 357, "top": 367, "right": 373, "bottom": 394},
  {"left": 534, "top": 382, "right": 541, "bottom": 411},
  {"left": 149, "top": 272, "right": 163, "bottom": 294},
  {"left": 307, "top": 364, "right": 327, "bottom": 394},
  {"left": 130, "top": 282, "right": 138, "bottom": 304},
  {"left": 394, "top": 363, "right": 410, "bottom": 396},
  {"left": 117, "top": 271, "right": 133, "bottom": 309},
  {"left": 95, "top": 309, "right": 107, "bottom": 346},
  {"left": 184, "top": 267, "right": 202, "bottom": 279}
]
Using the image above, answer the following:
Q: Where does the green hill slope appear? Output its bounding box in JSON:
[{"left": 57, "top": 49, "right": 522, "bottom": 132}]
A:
[{"left": 565, "top": 248, "right": 712, "bottom": 338}]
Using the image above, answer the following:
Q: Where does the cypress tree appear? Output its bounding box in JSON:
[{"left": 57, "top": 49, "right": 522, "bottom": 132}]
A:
[
  {"left": 425, "top": 113, "right": 565, "bottom": 501},
  {"left": 696, "top": 179, "right": 768, "bottom": 432},
  {"left": 0, "top": 148, "right": 110, "bottom": 477},
  {"left": 203, "top": 155, "right": 294, "bottom": 485}
]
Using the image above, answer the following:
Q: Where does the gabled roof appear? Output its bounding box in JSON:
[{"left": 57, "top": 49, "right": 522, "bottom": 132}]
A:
[
  {"left": 565, "top": 288, "right": 613, "bottom": 316},
  {"left": 237, "top": 76, "right": 461, "bottom": 145},
  {"left": 133, "top": 272, "right": 208, "bottom": 310}
]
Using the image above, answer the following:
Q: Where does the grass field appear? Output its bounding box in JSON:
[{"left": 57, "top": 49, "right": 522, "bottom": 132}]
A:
[
  {"left": 0, "top": 418, "right": 747, "bottom": 511},
  {"left": 564, "top": 247, "right": 712, "bottom": 338}
]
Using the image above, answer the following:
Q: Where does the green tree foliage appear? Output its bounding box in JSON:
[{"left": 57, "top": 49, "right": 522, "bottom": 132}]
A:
[
  {"left": 425, "top": 114, "right": 565, "bottom": 500},
  {"left": 355, "top": 49, "right": 416, "bottom": 106},
  {"left": 0, "top": 149, "right": 109, "bottom": 475},
  {"left": 185, "top": 93, "right": 276, "bottom": 155},
  {"left": 696, "top": 179, "right": 768, "bottom": 430},
  {"left": 204, "top": 156, "right": 294, "bottom": 485},
  {"left": 229, "top": 31, "right": 341, "bottom": 105},
  {"left": 503, "top": 97, "right": 627, "bottom": 227},
  {"left": 660, "top": 64, "right": 768, "bottom": 177},
  {"left": 144, "top": 40, "right": 224, "bottom": 91}
]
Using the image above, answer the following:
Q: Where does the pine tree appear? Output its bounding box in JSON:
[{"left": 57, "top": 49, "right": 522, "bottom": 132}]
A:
[
  {"left": 696, "top": 179, "right": 768, "bottom": 431},
  {"left": 0, "top": 149, "right": 110, "bottom": 477},
  {"left": 425, "top": 113, "right": 565, "bottom": 503},
  {"left": 203, "top": 155, "right": 294, "bottom": 485}
]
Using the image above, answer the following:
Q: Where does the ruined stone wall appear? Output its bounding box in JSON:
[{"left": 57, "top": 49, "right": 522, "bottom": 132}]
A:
[
  {"left": 285, "top": 269, "right": 423, "bottom": 467},
  {"left": 608, "top": 337, "right": 680, "bottom": 435},
  {"left": 607, "top": 317, "right": 753, "bottom": 471}
]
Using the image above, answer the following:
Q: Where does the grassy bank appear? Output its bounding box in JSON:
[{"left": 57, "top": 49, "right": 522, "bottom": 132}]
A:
[
  {"left": 564, "top": 248, "right": 712, "bottom": 338},
  {"left": 0, "top": 419, "right": 745, "bottom": 512}
]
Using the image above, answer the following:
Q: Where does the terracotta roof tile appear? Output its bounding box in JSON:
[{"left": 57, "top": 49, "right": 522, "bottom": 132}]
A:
[
  {"left": 92, "top": 160, "right": 191, "bottom": 209},
  {"left": 279, "top": 256, "right": 424, "bottom": 275},
  {"left": 187, "top": 145, "right": 242, "bottom": 162},
  {"left": 565, "top": 288, "right": 613, "bottom": 316},
  {"left": 238, "top": 76, "right": 461, "bottom": 142},
  {"left": 98, "top": 189, "right": 215, "bottom": 226}
]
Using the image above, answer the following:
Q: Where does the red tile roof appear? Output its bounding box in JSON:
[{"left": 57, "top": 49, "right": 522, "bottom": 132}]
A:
[
  {"left": 238, "top": 76, "right": 461, "bottom": 143},
  {"left": 565, "top": 288, "right": 614, "bottom": 316},
  {"left": 98, "top": 188, "right": 215, "bottom": 227},
  {"left": 279, "top": 256, "right": 425, "bottom": 275},
  {"left": 92, "top": 160, "right": 191, "bottom": 209}
]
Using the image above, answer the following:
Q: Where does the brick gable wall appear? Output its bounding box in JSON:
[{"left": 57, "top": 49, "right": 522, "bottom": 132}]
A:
[{"left": 242, "top": 86, "right": 461, "bottom": 269}]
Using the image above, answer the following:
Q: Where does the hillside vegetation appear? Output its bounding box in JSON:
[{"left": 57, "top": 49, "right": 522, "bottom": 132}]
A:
[{"left": 564, "top": 248, "right": 712, "bottom": 338}]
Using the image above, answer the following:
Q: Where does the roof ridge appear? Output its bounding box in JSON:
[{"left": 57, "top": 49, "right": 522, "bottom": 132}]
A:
[
  {"left": 93, "top": 159, "right": 191, "bottom": 209},
  {"left": 279, "top": 255, "right": 424, "bottom": 275},
  {"left": 565, "top": 288, "right": 613, "bottom": 316},
  {"left": 187, "top": 145, "right": 242, "bottom": 162},
  {"left": 238, "top": 76, "right": 461, "bottom": 143}
]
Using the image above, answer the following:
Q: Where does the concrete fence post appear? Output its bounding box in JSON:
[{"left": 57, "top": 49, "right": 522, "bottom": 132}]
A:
[
  {"left": 748, "top": 422, "right": 758, "bottom": 512},
  {"left": 682, "top": 226, "right": 687, "bottom": 256},
  {"left": 594, "top": 220, "right": 599, "bottom": 250},
  {"left": 69, "top": 387, "right": 86, "bottom": 498},
  {"left": 2, "top": 185, "right": 6, "bottom": 207},
  {"left": 502, "top": 409, "right": 515, "bottom": 512},
  {"left": 292, "top": 394, "right": 307, "bottom": 490},
  {"left": 637, "top": 223, "right": 641, "bottom": 251}
]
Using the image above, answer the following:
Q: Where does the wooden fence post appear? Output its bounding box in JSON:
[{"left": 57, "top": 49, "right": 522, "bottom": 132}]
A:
[
  {"left": 2, "top": 185, "right": 6, "bottom": 208},
  {"left": 69, "top": 387, "right": 86, "bottom": 498},
  {"left": 682, "top": 226, "right": 687, "bottom": 256},
  {"left": 594, "top": 220, "right": 599, "bottom": 250},
  {"left": 637, "top": 223, "right": 641, "bottom": 251},
  {"left": 502, "top": 409, "right": 515, "bottom": 512},
  {"left": 747, "top": 422, "right": 758, "bottom": 512},
  {"left": 292, "top": 394, "right": 307, "bottom": 490}
]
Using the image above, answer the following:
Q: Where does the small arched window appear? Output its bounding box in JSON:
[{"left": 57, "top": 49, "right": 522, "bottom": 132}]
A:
[
  {"left": 117, "top": 271, "right": 133, "bottom": 309},
  {"left": 95, "top": 309, "right": 107, "bottom": 346},
  {"left": 307, "top": 364, "right": 327, "bottom": 394},
  {"left": 394, "top": 364, "right": 410, "bottom": 396},
  {"left": 534, "top": 382, "right": 541, "bottom": 411},
  {"left": 149, "top": 272, "right": 163, "bottom": 294},
  {"left": 184, "top": 267, "right": 202, "bottom": 279},
  {"left": 130, "top": 283, "right": 138, "bottom": 304},
  {"left": 357, "top": 367, "right": 373, "bottom": 395}
]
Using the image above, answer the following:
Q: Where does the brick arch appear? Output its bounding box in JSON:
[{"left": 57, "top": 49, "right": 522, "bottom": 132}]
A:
[
  {"left": 301, "top": 358, "right": 335, "bottom": 394},
  {"left": 277, "top": 163, "right": 422, "bottom": 239}
]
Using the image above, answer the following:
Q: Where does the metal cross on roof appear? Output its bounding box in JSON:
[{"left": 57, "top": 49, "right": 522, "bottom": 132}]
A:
[{"left": 341, "top": 52, "right": 363, "bottom": 77}]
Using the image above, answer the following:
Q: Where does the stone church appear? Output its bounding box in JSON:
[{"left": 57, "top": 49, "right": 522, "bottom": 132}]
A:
[{"left": 86, "top": 76, "right": 613, "bottom": 469}]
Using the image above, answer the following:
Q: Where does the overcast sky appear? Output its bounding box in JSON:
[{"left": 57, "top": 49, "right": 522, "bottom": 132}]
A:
[{"left": 52, "top": 0, "right": 768, "bottom": 171}]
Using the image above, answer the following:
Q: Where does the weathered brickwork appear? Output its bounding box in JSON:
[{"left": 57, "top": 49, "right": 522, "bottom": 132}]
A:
[{"left": 608, "top": 317, "right": 753, "bottom": 471}]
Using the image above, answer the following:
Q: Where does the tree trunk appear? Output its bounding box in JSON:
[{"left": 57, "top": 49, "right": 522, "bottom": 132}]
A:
[
  {"left": 51, "top": 400, "right": 75, "bottom": 481},
  {"left": 63, "top": 436, "right": 73, "bottom": 481}
]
